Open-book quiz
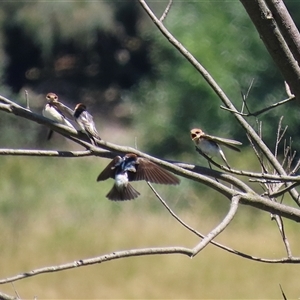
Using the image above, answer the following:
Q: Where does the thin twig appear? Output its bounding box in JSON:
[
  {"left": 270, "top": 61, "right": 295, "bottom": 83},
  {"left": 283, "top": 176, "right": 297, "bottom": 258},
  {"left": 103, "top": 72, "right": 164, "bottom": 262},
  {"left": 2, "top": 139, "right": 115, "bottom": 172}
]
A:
[
  {"left": 160, "top": 0, "right": 173, "bottom": 22},
  {"left": 147, "top": 182, "right": 203, "bottom": 236},
  {"left": 272, "top": 214, "right": 292, "bottom": 258},
  {"left": 279, "top": 284, "right": 288, "bottom": 300},
  {"left": 0, "top": 149, "right": 96, "bottom": 158},
  {"left": 11, "top": 282, "right": 20, "bottom": 300},
  {"left": 220, "top": 95, "right": 295, "bottom": 117},
  {"left": 269, "top": 182, "right": 300, "bottom": 198},
  {"left": 24, "top": 90, "right": 29, "bottom": 110},
  {"left": 274, "top": 117, "right": 285, "bottom": 158},
  {"left": 0, "top": 247, "right": 193, "bottom": 284},
  {"left": 240, "top": 78, "right": 254, "bottom": 114}
]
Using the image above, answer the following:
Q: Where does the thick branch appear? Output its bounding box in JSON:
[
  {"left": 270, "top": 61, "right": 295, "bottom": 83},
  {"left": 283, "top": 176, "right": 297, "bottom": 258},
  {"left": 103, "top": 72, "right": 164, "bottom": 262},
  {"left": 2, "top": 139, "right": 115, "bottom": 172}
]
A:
[
  {"left": 239, "top": 0, "right": 300, "bottom": 99},
  {"left": 264, "top": 0, "right": 300, "bottom": 64}
]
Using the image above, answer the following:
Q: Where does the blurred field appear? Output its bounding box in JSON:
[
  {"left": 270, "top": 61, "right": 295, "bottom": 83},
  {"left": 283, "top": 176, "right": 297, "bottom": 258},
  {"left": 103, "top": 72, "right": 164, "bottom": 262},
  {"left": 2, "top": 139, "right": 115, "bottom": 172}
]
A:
[{"left": 0, "top": 154, "right": 300, "bottom": 299}]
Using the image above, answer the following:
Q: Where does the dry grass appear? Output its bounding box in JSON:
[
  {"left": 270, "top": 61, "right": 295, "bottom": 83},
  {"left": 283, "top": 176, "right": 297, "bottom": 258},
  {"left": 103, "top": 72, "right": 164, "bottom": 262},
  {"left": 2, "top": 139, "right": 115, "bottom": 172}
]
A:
[{"left": 0, "top": 155, "right": 299, "bottom": 299}]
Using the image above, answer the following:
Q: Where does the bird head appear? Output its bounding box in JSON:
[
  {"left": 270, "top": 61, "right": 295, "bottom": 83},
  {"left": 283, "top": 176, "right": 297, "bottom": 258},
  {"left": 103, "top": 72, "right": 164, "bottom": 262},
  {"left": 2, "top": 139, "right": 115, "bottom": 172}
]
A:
[
  {"left": 190, "top": 128, "right": 204, "bottom": 142},
  {"left": 46, "top": 93, "right": 59, "bottom": 103}
]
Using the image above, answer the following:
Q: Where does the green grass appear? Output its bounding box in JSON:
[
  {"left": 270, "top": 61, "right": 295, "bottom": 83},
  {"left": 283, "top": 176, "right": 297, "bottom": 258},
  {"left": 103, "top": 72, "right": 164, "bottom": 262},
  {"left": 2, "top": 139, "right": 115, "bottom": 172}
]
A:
[{"left": 0, "top": 155, "right": 299, "bottom": 298}]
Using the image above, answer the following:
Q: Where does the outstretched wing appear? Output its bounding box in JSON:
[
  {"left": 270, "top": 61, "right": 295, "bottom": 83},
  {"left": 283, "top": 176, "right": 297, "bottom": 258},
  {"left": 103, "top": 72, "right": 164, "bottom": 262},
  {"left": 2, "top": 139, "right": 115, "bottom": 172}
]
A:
[
  {"left": 129, "top": 158, "right": 180, "bottom": 185},
  {"left": 203, "top": 134, "right": 242, "bottom": 152},
  {"left": 54, "top": 102, "right": 75, "bottom": 121},
  {"left": 80, "top": 111, "right": 101, "bottom": 140},
  {"left": 97, "top": 157, "right": 122, "bottom": 181}
]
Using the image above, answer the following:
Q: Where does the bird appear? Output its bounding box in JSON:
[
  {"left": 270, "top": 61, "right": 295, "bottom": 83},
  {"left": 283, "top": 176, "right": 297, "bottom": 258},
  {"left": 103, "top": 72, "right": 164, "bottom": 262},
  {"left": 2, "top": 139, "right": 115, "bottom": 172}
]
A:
[
  {"left": 73, "top": 103, "right": 101, "bottom": 144},
  {"left": 190, "top": 128, "right": 242, "bottom": 168},
  {"left": 97, "top": 153, "right": 180, "bottom": 201},
  {"left": 42, "top": 93, "right": 75, "bottom": 140}
]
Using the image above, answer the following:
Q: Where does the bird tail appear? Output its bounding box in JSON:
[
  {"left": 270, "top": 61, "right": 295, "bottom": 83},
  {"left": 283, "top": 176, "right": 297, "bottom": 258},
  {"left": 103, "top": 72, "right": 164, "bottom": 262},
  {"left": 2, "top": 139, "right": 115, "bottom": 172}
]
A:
[
  {"left": 106, "top": 183, "right": 140, "bottom": 201},
  {"left": 219, "top": 148, "right": 230, "bottom": 168}
]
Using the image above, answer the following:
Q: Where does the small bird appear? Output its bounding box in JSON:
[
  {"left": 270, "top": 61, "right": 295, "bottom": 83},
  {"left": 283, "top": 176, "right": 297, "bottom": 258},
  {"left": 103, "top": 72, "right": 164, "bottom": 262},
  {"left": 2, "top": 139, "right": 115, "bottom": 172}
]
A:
[
  {"left": 42, "top": 93, "right": 75, "bottom": 140},
  {"left": 73, "top": 103, "right": 101, "bottom": 143},
  {"left": 97, "top": 153, "right": 180, "bottom": 201},
  {"left": 190, "top": 128, "right": 242, "bottom": 167}
]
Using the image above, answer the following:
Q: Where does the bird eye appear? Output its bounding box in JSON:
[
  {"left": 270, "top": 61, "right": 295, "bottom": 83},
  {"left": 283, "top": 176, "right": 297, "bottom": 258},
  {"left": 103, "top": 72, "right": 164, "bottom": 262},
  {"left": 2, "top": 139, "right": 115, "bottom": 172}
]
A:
[{"left": 191, "top": 134, "right": 196, "bottom": 138}]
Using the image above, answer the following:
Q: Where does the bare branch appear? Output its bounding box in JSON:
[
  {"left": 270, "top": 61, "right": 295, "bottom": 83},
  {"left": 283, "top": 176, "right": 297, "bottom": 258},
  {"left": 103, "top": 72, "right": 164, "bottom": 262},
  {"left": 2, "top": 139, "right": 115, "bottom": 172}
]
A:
[
  {"left": 0, "top": 291, "right": 17, "bottom": 300},
  {"left": 0, "top": 149, "right": 95, "bottom": 158},
  {"left": 279, "top": 284, "right": 288, "bottom": 300},
  {"left": 272, "top": 214, "right": 292, "bottom": 258},
  {"left": 269, "top": 182, "right": 300, "bottom": 198},
  {"left": 1, "top": 93, "right": 300, "bottom": 221},
  {"left": 220, "top": 95, "right": 295, "bottom": 117},
  {"left": 160, "top": 0, "right": 173, "bottom": 22},
  {"left": 0, "top": 247, "right": 192, "bottom": 284},
  {"left": 240, "top": 0, "right": 300, "bottom": 99},
  {"left": 192, "top": 195, "right": 240, "bottom": 256},
  {"left": 24, "top": 90, "right": 29, "bottom": 110},
  {"left": 264, "top": 0, "right": 300, "bottom": 64},
  {"left": 138, "top": 0, "right": 300, "bottom": 204},
  {"left": 147, "top": 181, "right": 202, "bottom": 236},
  {"left": 285, "top": 81, "right": 294, "bottom": 98}
]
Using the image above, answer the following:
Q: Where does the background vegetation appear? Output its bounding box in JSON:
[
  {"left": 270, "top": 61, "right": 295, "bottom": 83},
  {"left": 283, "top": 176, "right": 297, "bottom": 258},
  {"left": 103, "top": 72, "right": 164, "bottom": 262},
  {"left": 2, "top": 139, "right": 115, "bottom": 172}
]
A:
[{"left": 1, "top": 1, "right": 300, "bottom": 298}]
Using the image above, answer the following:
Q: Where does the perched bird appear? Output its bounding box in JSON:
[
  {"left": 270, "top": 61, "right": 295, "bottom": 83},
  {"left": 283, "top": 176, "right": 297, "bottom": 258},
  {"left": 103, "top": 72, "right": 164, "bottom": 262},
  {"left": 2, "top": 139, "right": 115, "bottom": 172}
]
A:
[
  {"left": 190, "top": 128, "right": 242, "bottom": 167},
  {"left": 42, "top": 93, "right": 75, "bottom": 140},
  {"left": 97, "top": 153, "right": 180, "bottom": 201},
  {"left": 73, "top": 103, "right": 101, "bottom": 143}
]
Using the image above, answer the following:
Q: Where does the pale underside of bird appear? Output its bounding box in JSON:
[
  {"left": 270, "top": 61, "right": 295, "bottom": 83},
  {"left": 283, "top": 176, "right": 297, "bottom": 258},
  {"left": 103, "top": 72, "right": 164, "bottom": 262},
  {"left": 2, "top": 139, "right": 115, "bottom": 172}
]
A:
[
  {"left": 42, "top": 93, "right": 76, "bottom": 140},
  {"left": 74, "top": 103, "right": 101, "bottom": 143},
  {"left": 97, "top": 153, "right": 180, "bottom": 201},
  {"left": 190, "top": 128, "right": 242, "bottom": 167}
]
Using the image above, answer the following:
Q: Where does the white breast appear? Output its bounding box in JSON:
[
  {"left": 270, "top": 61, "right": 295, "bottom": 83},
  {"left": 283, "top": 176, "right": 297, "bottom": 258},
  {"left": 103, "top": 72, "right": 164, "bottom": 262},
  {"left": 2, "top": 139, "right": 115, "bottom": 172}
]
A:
[
  {"left": 43, "top": 105, "right": 75, "bottom": 128},
  {"left": 115, "top": 172, "right": 129, "bottom": 189},
  {"left": 196, "top": 138, "right": 220, "bottom": 157}
]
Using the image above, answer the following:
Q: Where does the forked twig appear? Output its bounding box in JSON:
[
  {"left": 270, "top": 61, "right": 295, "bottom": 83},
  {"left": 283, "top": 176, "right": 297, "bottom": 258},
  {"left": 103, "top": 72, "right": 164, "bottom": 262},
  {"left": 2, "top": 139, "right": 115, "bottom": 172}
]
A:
[
  {"left": 146, "top": 182, "right": 300, "bottom": 263},
  {"left": 221, "top": 95, "right": 295, "bottom": 117},
  {"left": 160, "top": 0, "right": 173, "bottom": 22},
  {"left": 192, "top": 195, "right": 240, "bottom": 256},
  {"left": 272, "top": 214, "right": 292, "bottom": 258}
]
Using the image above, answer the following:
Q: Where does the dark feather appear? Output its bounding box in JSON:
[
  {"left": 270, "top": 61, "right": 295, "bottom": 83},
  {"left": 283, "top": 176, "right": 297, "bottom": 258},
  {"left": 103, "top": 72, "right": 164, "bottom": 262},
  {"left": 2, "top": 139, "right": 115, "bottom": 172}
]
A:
[
  {"left": 106, "top": 183, "right": 140, "bottom": 201},
  {"left": 97, "top": 157, "right": 122, "bottom": 181},
  {"left": 130, "top": 158, "right": 180, "bottom": 185}
]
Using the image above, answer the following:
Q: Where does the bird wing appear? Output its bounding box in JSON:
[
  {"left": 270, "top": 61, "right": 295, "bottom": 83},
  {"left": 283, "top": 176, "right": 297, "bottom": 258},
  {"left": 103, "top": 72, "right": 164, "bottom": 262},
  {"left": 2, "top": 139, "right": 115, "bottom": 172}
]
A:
[
  {"left": 203, "top": 134, "right": 242, "bottom": 152},
  {"left": 97, "top": 157, "right": 121, "bottom": 181},
  {"left": 54, "top": 102, "right": 75, "bottom": 120},
  {"left": 79, "top": 111, "right": 100, "bottom": 139},
  {"left": 130, "top": 158, "right": 180, "bottom": 185}
]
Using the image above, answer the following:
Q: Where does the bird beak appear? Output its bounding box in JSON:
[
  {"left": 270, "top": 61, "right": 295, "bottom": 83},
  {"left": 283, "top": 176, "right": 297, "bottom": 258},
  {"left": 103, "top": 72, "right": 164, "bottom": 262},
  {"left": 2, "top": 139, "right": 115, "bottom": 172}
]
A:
[{"left": 191, "top": 133, "right": 198, "bottom": 140}]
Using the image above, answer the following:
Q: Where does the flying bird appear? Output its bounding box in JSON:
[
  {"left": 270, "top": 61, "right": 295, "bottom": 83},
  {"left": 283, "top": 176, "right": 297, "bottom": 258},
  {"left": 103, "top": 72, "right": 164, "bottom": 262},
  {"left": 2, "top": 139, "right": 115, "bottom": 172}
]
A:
[
  {"left": 190, "top": 128, "right": 242, "bottom": 168},
  {"left": 97, "top": 153, "right": 180, "bottom": 201},
  {"left": 73, "top": 103, "right": 101, "bottom": 143},
  {"left": 42, "top": 93, "right": 75, "bottom": 140}
]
